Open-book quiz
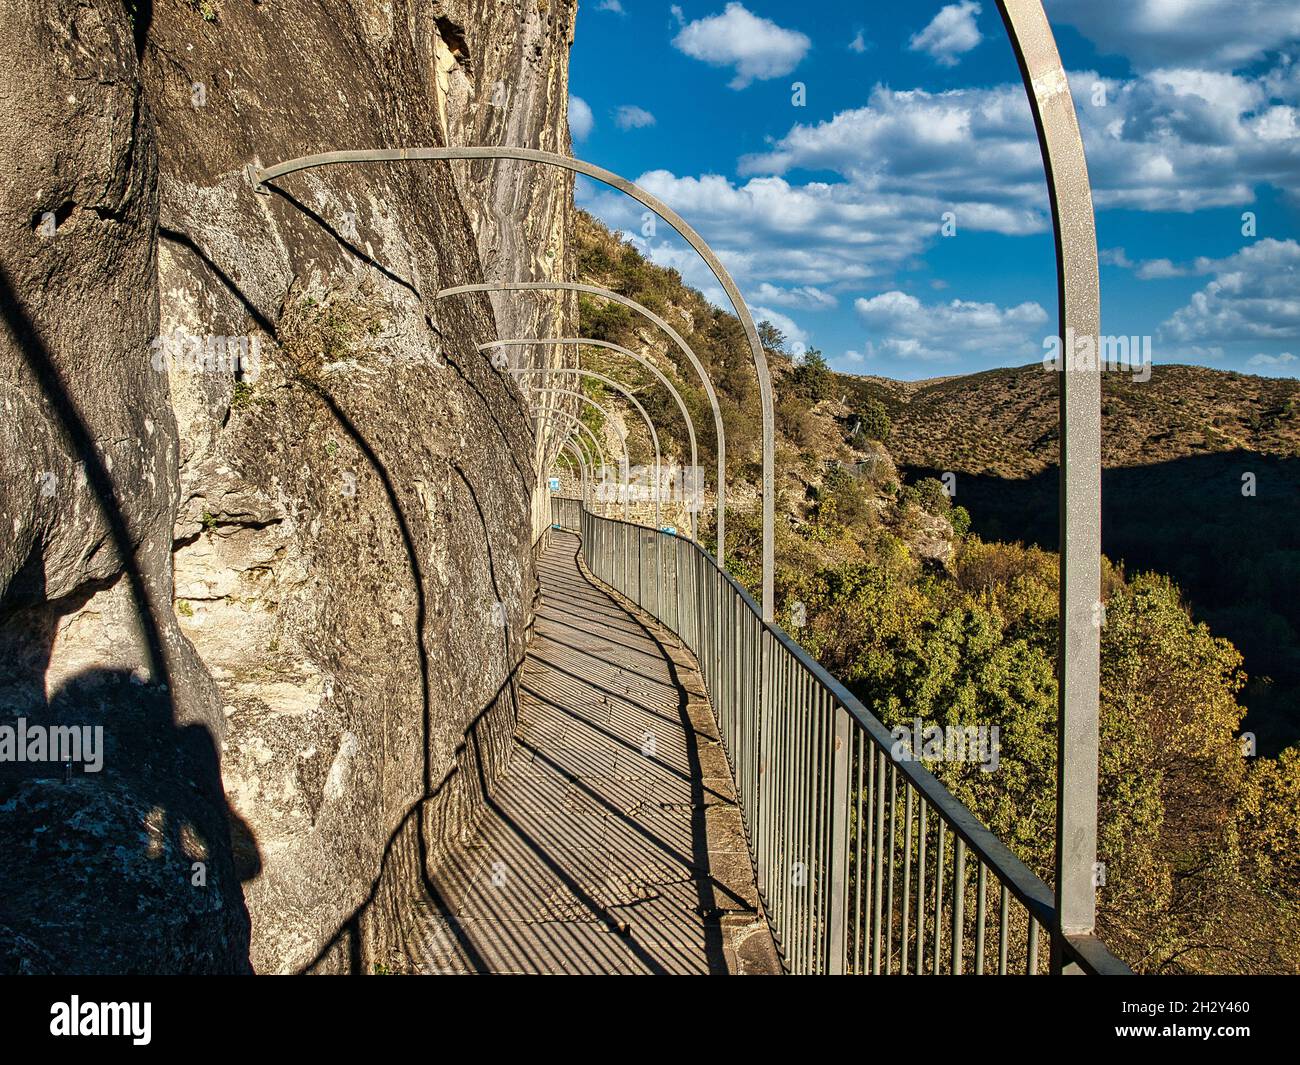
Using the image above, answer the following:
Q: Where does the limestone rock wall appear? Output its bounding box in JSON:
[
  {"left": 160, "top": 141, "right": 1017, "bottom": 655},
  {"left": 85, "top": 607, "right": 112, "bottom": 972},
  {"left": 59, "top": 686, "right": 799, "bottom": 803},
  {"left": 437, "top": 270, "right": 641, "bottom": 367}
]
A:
[{"left": 0, "top": 0, "right": 577, "bottom": 974}]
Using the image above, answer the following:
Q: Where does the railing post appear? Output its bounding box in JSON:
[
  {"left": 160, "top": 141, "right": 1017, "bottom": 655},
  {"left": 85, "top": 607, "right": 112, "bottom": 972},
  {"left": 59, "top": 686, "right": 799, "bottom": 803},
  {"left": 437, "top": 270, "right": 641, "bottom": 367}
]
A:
[{"left": 827, "top": 705, "right": 852, "bottom": 974}]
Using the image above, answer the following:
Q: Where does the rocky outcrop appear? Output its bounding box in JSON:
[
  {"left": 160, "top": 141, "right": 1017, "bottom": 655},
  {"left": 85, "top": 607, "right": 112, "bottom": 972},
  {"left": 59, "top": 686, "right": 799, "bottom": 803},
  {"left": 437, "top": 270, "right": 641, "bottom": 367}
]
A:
[{"left": 0, "top": 0, "right": 578, "bottom": 973}]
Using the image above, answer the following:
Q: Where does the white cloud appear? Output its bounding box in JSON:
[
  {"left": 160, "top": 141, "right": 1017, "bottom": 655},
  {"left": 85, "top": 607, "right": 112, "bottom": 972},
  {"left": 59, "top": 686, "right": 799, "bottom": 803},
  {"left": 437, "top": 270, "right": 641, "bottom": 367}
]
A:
[
  {"left": 672, "top": 3, "right": 811, "bottom": 89},
  {"left": 752, "top": 282, "right": 838, "bottom": 310},
  {"left": 848, "top": 31, "right": 869, "bottom": 55},
  {"left": 598, "top": 0, "right": 626, "bottom": 13},
  {"left": 568, "top": 95, "right": 594, "bottom": 141},
  {"left": 739, "top": 64, "right": 1300, "bottom": 215},
  {"left": 579, "top": 170, "right": 980, "bottom": 295},
  {"left": 1134, "top": 258, "right": 1191, "bottom": 280},
  {"left": 751, "top": 306, "right": 810, "bottom": 351},
  {"left": 1045, "top": 0, "right": 1300, "bottom": 71},
  {"left": 909, "top": 1, "right": 983, "bottom": 67},
  {"left": 614, "top": 104, "right": 656, "bottom": 130},
  {"left": 1162, "top": 238, "right": 1300, "bottom": 343},
  {"left": 854, "top": 290, "right": 1048, "bottom": 363},
  {"left": 1248, "top": 351, "right": 1296, "bottom": 366}
]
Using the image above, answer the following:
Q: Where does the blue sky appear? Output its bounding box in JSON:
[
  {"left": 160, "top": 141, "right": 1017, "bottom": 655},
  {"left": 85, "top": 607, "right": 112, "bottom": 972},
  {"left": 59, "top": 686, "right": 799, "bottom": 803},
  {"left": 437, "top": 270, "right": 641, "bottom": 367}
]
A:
[{"left": 567, "top": 1, "right": 1300, "bottom": 380}]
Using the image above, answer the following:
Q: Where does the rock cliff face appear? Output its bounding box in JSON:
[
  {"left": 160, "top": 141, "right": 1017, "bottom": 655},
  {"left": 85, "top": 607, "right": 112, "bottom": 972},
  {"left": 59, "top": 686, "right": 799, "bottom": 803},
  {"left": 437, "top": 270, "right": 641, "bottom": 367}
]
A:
[{"left": 0, "top": 0, "right": 577, "bottom": 973}]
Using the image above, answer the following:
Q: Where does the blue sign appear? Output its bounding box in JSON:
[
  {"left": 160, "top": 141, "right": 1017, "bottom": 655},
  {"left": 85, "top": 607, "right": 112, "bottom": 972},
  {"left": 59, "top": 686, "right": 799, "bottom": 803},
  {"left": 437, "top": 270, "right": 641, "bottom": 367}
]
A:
[{"left": 548, "top": 477, "right": 561, "bottom": 491}]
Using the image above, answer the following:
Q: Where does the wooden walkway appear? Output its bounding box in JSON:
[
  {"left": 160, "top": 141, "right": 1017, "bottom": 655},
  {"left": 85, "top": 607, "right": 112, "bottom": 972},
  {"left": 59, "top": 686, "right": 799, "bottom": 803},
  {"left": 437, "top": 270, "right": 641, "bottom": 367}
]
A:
[{"left": 411, "top": 531, "right": 779, "bottom": 974}]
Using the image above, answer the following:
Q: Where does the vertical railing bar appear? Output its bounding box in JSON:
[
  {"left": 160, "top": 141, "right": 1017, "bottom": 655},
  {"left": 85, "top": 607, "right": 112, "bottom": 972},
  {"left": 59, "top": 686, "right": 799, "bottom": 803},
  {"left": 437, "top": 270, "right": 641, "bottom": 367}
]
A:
[
  {"left": 871, "top": 748, "right": 885, "bottom": 975},
  {"left": 974, "top": 861, "right": 987, "bottom": 976},
  {"left": 932, "top": 820, "right": 946, "bottom": 976},
  {"left": 915, "top": 800, "right": 928, "bottom": 975},
  {"left": 999, "top": 884, "right": 1009, "bottom": 975},
  {"left": 1027, "top": 916, "right": 1040, "bottom": 976},
  {"left": 951, "top": 836, "right": 966, "bottom": 975},
  {"left": 884, "top": 761, "right": 897, "bottom": 975},
  {"left": 852, "top": 730, "right": 866, "bottom": 974},
  {"left": 900, "top": 784, "right": 913, "bottom": 977}
]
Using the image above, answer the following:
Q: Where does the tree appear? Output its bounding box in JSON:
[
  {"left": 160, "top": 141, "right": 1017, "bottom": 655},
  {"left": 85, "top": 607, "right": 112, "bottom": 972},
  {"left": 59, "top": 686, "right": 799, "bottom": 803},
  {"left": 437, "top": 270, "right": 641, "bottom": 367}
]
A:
[
  {"left": 792, "top": 348, "right": 832, "bottom": 403},
  {"left": 758, "top": 320, "right": 788, "bottom": 356},
  {"left": 856, "top": 398, "right": 891, "bottom": 443}
]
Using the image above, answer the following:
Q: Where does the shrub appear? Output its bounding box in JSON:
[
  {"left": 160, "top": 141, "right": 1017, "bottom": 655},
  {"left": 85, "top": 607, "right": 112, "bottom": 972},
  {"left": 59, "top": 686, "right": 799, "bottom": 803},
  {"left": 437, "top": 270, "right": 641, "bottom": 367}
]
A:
[{"left": 792, "top": 349, "right": 833, "bottom": 403}]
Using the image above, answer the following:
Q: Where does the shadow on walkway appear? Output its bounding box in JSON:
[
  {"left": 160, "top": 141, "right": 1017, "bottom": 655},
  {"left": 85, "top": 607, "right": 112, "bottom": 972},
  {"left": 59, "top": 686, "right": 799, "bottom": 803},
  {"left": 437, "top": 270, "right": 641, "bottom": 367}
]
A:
[{"left": 405, "top": 531, "right": 780, "bottom": 974}]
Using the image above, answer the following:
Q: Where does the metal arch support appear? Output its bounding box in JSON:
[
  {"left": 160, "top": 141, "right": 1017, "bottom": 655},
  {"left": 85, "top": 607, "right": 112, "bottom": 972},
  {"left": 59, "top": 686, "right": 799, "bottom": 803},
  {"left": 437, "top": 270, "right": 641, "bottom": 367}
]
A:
[
  {"left": 440, "top": 281, "right": 727, "bottom": 565},
  {"left": 531, "top": 379, "right": 661, "bottom": 530},
  {"left": 536, "top": 402, "right": 624, "bottom": 519},
  {"left": 533, "top": 389, "right": 631, "bottom": 519},
  {"left": 998, "top": 0, "right": 1102, "bottom": 966},
  {"left": 488, "top": 340, "right": 696, "bottom": 540},
  {"left": 252, "top": 146, "right": 776, "bottom": 620},
  {"left": 564, "top": 439, "right": 595, "bottom": 509},
  {"left": 536, "top": 404, "right": 612, "bottom": 513}
]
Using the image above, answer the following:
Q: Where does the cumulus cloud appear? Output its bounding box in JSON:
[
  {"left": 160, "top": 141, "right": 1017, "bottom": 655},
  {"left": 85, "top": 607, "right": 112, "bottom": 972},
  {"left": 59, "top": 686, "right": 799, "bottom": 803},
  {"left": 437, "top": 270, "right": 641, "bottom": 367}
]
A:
[
  {"left": 1044, "top": 0, "right": 1300, "bottom": 71},
  {"left": 614, "top": 104, "right": 656, "bottom": 130},
  {"left": 1106, "top": 248, "right": 1195, "bottom": 279},
  {"left": 1162, "top": 239, "right": 1300, "bottom": 343},
  {"left": 739, "top": 64, "right": 1300, "bottom": 215},
  {"left": 848, "top": 31, "right": 869, "bottom": 55},
  {"left": 579, "top": 169, "right": 983, "bottom": 295},
  {"left": 598, "top": 0, "right": 625, "bottom": 12},
  {"left": 568, "top": 95, "right": 594, "bottom": 141},
  {"left": 854, "top": 290, "right": 1048, "bottom": 363},
  {"left": 909, "top": 1, "right": 983, "bottom": 67},
  {"left": 672, "top": 3, "right": 811, "bottom": 89},
  {"left": 752, "top": 282, "right": 838, "bottom": 310},
  {"left": 1248, "top": 351, "right": 1296, "bottom": 367}
]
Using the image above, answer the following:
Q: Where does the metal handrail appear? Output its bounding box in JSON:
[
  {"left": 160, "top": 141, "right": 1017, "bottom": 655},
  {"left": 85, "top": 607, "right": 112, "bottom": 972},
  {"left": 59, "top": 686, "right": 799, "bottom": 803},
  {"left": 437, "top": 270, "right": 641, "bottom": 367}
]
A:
[{"left": 550, "top": 495, "right": 1131, "bottom": 976}]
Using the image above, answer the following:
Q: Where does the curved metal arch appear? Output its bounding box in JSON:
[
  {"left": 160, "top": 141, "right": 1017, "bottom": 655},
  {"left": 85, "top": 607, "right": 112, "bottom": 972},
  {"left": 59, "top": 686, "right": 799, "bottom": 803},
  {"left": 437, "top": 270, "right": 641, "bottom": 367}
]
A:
[
  {"left": 535, "top": 402, "right": 624, "bottom": 519},
  {"left": 441, "top": 281, "right": 727, "bottom": 562},
  {"left": 251, "top": 145, "right": 776, "bottom": 619},
  {"left": 997, "top": 0, "right": 1102, "bottom": 966},
  {"left": 485, "top": 337, "right": 701, "bottom": 544},
  {"left": 527, "top": 379, "right": 660, "bottom": 533},
  {"left": 527, "top": 387, "right": 629, "bottom": 520},
  {"left": 558, "top": 440, "right": 589, "bottom": 508}
]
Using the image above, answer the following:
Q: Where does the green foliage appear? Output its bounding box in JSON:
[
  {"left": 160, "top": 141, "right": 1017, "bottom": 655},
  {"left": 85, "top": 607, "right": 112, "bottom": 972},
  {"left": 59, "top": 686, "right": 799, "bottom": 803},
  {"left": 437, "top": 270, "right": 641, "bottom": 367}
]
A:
[
  {"left": 792, "top": 349, "right": 832, "bottom": 403},
  {"left": 949, "top": 504, "right": 971, "bottom": 539},
  {"left": 231, "top": 381, "right": 254, "bottom": 409},
  {"left": 758, "top": 320, "right": 788, "bottom": 355},
  {"left": 771, "top": 527, "right": 1296, "bottom": 972},
  {"left": 855, "top": 398, "right": 891, "bottom": 442},
  {"left": 814, "top": 466, "right": 872, "bottom": 530},
  {"left": 903, "top": 476, "right": 952, "bottom": 517},
  {"left": 775, "top": 394, "right": 812, "bottom": 447}
]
